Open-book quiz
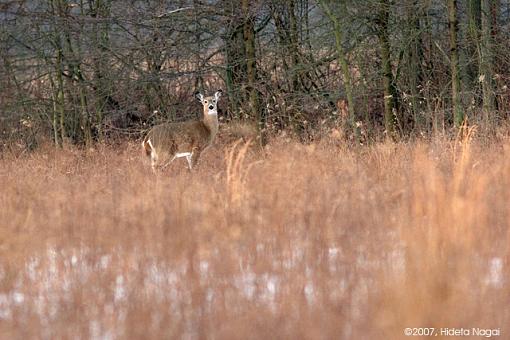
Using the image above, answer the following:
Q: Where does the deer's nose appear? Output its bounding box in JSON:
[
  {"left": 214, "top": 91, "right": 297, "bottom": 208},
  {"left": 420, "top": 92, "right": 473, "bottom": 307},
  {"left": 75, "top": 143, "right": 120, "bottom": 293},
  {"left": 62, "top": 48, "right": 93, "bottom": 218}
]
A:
[{"left": 208, "top": 105, "right": 214, "bottom": 110}]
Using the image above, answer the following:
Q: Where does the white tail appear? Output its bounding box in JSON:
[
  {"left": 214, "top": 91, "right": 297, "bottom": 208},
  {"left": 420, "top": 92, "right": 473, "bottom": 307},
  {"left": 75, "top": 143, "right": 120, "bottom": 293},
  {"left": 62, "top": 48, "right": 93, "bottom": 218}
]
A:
[{"left": 142, "top": 90, "right": 222, "bottom": 172}]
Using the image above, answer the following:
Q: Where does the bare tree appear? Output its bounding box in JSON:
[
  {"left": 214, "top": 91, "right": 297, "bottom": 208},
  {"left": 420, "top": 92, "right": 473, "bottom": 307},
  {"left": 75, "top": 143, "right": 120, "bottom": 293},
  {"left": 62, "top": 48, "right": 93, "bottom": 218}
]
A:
[
  {"left": 3, "top": 0, "right": 510, "bottom": 148},
  {"left": 448, "top": 0, "right": 463, "bottom": 127}
]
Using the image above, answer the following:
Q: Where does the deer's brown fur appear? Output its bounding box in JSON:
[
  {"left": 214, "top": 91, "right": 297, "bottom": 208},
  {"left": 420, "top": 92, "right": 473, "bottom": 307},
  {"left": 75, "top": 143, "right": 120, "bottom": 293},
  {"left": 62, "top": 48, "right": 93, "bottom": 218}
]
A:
[{"left": 142, "top": 90, "right": 221, "bottom": 171}]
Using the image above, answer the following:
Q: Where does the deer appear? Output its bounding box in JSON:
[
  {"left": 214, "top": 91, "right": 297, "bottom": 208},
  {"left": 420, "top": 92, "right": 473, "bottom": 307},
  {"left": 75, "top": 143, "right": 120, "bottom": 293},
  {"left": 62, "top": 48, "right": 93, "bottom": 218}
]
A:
[{"left": 142, "top": 90, "right": 222, "bottom": 172}]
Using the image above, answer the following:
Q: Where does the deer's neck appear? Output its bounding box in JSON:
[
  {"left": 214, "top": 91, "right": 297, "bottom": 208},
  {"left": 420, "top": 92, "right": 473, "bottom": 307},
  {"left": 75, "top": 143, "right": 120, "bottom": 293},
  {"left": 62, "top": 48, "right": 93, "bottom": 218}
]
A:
[{"left": 203, "top": 112, "right": 219, "bottom": 142}]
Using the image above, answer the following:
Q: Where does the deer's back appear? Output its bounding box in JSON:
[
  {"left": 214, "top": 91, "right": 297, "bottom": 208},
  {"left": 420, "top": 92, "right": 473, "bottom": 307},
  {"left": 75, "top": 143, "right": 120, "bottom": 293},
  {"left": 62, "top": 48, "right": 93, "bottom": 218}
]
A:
[{"left": 145, "top": 121, "right": 211, "bottom": 155}]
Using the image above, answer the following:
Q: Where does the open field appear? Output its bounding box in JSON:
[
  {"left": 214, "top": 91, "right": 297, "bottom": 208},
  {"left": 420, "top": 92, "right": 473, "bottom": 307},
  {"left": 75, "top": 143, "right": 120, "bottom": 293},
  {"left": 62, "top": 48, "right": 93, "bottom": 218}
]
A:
[{"left": 0, "top": 135, "right": 509, "bottom": 339}]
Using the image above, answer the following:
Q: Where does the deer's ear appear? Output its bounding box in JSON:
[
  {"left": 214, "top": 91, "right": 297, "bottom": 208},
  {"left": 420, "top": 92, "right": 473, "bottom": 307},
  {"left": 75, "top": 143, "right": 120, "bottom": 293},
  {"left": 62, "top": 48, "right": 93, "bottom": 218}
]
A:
[
  {"left": 195, "top": 92, "right": 204, "bottom": 102},
  {"left": 214, "top": 90, "right": 222, "bottom": 101}
]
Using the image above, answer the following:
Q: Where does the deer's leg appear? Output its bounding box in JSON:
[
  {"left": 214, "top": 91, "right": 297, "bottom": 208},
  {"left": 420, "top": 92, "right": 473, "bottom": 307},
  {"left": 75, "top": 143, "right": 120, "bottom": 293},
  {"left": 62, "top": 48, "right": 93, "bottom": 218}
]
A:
[
  {"left": 185, "top": 153, "right": 193, "bottom": 170},
  {"left": 162, "top": 152, "right": 192, "bottom": 170},
  {"left": 191, "top": 149, "right": 202, "bottom": 168},
  {"left": 161, "top": 154, "right": 178, "bottom": 170},
  {"left": 150, "top": 150, "right": 159, "bottom": 174}
]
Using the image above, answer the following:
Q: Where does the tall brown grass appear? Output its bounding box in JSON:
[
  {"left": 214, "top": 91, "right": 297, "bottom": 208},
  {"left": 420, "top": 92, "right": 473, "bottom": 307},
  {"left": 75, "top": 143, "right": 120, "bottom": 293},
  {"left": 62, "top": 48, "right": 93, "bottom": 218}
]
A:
[{"left": 0, "top": 134, "right": 508, "bottom": 339}]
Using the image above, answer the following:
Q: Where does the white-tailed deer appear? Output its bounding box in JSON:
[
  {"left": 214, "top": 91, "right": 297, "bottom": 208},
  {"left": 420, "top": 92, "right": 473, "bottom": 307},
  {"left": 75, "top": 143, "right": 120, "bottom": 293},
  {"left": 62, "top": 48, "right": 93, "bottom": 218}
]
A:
[{"left": 142, "top": 90, "right": 222, "bottom": 172}]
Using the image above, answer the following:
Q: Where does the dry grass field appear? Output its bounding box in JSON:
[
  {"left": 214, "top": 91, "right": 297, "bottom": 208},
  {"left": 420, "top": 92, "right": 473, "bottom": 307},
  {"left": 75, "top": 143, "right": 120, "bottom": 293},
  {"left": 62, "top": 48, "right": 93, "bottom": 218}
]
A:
[{"left": 0, "top": 132, "right": 509, "bottom": 339}]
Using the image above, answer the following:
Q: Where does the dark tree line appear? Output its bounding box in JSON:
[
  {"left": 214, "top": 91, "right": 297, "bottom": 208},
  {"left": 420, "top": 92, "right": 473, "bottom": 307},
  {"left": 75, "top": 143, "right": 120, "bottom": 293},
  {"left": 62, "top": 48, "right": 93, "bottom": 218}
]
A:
[{"left": 2, "top": 0, "right": 510, "bottom": 148}]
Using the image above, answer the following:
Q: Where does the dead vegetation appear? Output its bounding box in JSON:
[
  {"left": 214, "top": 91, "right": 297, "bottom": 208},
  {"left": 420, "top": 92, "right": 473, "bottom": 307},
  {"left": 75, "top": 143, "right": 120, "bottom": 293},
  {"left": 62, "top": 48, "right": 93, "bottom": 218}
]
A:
[{"left": 0, "top": 134, "right": 508, "bottom": 339}]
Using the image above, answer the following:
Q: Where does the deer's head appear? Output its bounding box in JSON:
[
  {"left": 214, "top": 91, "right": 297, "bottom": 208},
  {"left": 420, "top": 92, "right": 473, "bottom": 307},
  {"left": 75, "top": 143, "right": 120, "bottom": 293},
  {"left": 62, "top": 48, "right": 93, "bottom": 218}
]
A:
[{"left": 195, "top": 90, "right": 222, "bottom": 116}]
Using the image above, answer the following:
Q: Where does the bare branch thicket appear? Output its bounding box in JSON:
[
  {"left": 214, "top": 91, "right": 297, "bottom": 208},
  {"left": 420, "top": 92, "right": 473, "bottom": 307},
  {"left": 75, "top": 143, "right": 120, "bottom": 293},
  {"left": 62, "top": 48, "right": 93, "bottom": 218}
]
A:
[{"left": 2, "top": 0, "right": 510, "bottom": 148}]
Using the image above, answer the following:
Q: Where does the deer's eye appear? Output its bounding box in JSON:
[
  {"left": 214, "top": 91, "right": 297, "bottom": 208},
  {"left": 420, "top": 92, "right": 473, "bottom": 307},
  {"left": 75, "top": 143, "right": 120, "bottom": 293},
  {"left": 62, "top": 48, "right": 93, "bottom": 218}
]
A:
[{"left": 204, "top": 100, "right": 208, "bottom": 103}]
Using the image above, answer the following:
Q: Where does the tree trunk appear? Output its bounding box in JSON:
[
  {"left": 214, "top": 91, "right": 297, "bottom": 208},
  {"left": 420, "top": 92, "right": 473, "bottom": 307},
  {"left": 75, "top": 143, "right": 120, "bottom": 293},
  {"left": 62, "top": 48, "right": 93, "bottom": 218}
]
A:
[
  {"left": 47, "top": 71, "right": 60, "bottom": 146},
  {"left": 242, "top": 0, "right": 264, "bottom": 143},
  {"left": 224, "top": 8, "right": 246, "bottom": 119},
  {"left": 318, "top": 0, "right": 358, "bottom": 141},
  {"left": 378, "top": 0, "right": 397, "bottom": 137},
  {"left": 56, "top": 0, "right": 92, "bottom": 146},
  {"left": 480, "top": 0, "right": 495, "bottom": 113},
  {"left": 467, "top": 0, "right": 481, "bottom": 90},
  {"left": 90, "top": 0, "right": 112, "bottom": 141},
  {"left": 49, "top": 0, "right": 67, "bottom": 146},
  {"left": 448, "top": 0, "right": 464, "bottom": 127},
  {"left": 407, "top": 0, "right": 425, "bottom": 130},
  {"left": 288, "top": 0, "right": 301, "bottom": 93}
]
